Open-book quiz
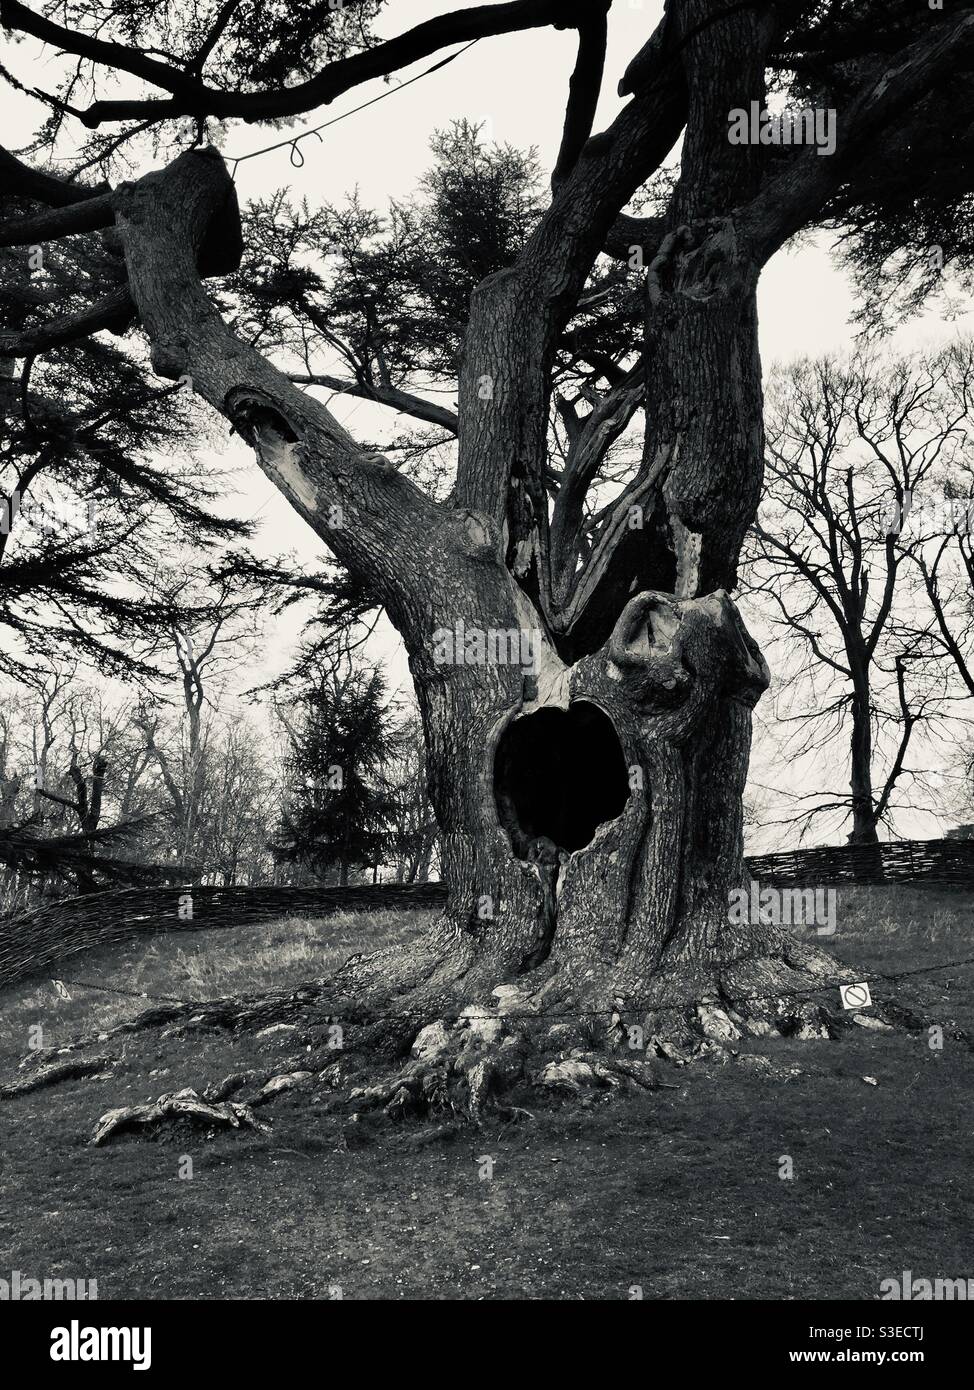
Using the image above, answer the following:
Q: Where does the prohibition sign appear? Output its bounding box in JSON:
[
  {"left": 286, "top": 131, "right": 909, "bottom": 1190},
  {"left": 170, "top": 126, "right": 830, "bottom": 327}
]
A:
[{"left": 839, "top": 982, "right": 872, "bottom": 1010}]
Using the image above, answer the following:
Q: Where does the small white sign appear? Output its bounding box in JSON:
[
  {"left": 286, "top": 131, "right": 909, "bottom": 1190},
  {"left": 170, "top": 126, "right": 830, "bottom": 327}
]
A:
[
  {"left": 840, "top": 982, "right": 872, "bottom": 1011},
  {"left": 51, "top": 979, "right": 71, "bottom": 1000}
]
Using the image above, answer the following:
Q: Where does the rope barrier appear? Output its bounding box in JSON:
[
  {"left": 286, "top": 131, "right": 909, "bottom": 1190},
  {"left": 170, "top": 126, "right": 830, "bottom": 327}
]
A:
[
  {"left": 50, "top": 951, "right": 974, "bottom": 1024},
  {"left": 5, "top": 846, "right": 974, "bottom": 997}
]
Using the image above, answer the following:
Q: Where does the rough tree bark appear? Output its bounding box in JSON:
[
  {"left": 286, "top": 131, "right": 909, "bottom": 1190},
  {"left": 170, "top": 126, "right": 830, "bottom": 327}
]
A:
[
  {"left": 849, "top": 672, "right": 881, "bottom": 846},
  {"left": 108, "top": 134, "right": 848, "bottom": 1091}
]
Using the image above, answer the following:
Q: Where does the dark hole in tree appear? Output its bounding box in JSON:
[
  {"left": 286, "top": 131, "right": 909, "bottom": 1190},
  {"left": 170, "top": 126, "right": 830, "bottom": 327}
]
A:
[{"left": 494, "top": 701, "right": 630, "bottom": 859}]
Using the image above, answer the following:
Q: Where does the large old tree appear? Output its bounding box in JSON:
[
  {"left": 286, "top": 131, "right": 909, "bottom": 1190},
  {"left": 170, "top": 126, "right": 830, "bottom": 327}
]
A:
[{"left": 2, "top": 0, "right": 974, "bottom": 1104}]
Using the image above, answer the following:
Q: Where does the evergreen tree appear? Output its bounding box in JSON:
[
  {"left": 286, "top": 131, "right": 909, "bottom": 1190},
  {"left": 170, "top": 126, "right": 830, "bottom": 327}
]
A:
[{"left": 273, "top": 662, "right": 399, "bottom": 885}]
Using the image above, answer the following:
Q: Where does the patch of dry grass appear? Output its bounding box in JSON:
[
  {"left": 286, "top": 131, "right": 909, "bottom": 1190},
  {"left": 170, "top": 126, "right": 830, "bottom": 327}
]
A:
[
  {"left": 0, "top": 908, "right": 433, "bottom": 1072},
  {"left": 834, "top": 884, "right": 974, "bottom": 945},
  {"left": 162, "top": 908, "right": 429, "bottom": 997}
]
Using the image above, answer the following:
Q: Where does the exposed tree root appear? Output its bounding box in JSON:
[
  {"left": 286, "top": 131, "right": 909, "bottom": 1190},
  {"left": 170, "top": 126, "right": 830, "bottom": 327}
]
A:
[
  {"left": 4, "top": 928, "right": 946, "bottom": 1146},
  {"left": 92, "top": 1088, "right": 270, "bottom": 1146},
  {"left": 0, "top": 1055, "right": 113, "bottom": 1099}
]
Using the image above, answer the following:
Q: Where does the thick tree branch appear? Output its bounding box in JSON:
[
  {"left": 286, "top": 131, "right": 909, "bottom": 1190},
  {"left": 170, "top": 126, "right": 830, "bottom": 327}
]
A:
[
  {"left": 602, "top": 212, "right": 665, "bottom": 264},
  {"left": 549, "top": 363, "right": 644, "bottom": 603},
  {"left": 0, "top": 0, "right": 213, "bottom": 103},
  {"left": 38, "top": 786, "right": 80, "bottom": 814},
  {"left": 0, "top": 287, "right": 134, "bottom": 356},
  {"left": 454, "top": 14, "right": 686, "bottom": 540},
  {"left": 289, "top": 373, "right": 458, "bottom": 435},
  {"left": 553, "top": 441, "right": 674, "bottom": 638},
  {"left": 552, "top": 1, "right": 610, "bottom": 189},
  {"left": 0, "top": 193, "right": 114, "bottom": 248},
  {"left": 0, "top": 146, "right": 107, "bottom": 206},
  {"left": 113, "top": 149, "right": 443, "bottom": 618}
]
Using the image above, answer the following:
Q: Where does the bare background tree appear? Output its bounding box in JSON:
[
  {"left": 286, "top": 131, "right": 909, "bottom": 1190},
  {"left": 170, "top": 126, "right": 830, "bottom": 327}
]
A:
[{"left": 744, "top": 344, "right": 974, "bottom": 846}]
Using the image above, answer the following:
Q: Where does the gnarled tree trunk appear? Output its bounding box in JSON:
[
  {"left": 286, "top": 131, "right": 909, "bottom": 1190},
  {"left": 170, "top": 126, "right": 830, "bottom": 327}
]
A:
[{"left": 95, "top": 4, "right": 893, "bottom": 1110}]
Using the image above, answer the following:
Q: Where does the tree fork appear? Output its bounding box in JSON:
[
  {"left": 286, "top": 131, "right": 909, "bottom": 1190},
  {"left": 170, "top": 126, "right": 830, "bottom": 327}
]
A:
[{"left": 99, "top": 141, "right": 869, "bottom": 1105}]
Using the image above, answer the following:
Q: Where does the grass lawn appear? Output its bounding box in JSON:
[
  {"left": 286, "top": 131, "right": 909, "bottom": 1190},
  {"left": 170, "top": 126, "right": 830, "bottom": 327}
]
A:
[{"left": 1, "top": 887, "right": 972, "bottom": 1300}]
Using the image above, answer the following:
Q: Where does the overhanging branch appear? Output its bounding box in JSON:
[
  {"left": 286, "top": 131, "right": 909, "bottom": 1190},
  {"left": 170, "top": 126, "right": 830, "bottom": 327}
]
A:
[
  {"left": 0, "top": 146, "right": 107, "bottom": 206},
  {"left": 0, "top": 287, "right": 134, "bottom": 356},
  {"left": 8, "top": 0, "right": 588, "bottom": 127},
  {"left": 0, "top": 0, "right": 213, "bottom": 103}
]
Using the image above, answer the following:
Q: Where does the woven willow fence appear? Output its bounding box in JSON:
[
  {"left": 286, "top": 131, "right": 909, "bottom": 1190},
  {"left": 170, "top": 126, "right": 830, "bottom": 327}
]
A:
[
  {"left": 1, "top": 838, "right": 971, "bottom": 992},
  {"left": 745, "top": 837, "right": 974, "bottom": 887}
]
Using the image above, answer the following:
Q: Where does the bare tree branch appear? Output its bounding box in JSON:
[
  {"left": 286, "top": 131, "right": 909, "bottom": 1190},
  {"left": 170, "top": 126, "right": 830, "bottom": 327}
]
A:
[
  {"left": 288, "top": 373, "right": 458, "bottom": 435},
  {"left": 552, "top": 0, "right": 610, "bottom": 189}
]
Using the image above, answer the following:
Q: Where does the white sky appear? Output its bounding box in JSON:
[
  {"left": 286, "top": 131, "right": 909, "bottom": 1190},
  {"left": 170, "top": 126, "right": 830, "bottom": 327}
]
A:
[{"left": 3, "top": 0, "right": 973, "bottom": 848}]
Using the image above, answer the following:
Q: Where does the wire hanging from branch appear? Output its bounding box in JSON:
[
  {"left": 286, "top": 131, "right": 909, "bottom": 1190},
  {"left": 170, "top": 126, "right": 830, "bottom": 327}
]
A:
[{"left": 227, "top": 38, "right": 481, "bottom": 180}]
